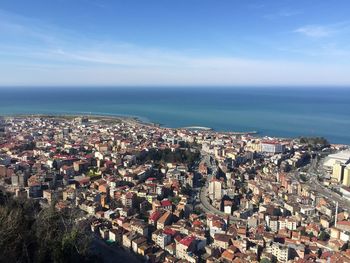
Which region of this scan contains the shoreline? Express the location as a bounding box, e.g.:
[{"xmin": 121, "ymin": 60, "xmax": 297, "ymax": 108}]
[
  {"xmin": 2, "ymin": 113, "xmax": 349, "ymax": 146},
  {"xmin": 1, "ymin": 87, "xmax": 350, "ymax": 145},
  {"xmin": 0, "ymin": 113, "xmax": 259, "ymax": 136}
]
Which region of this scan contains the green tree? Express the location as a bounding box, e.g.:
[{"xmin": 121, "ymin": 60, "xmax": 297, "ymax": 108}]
[
  {"xmin": 308, "ymin": 232, "xmax": 314, "ymax": 238},
  {"xmin": 169, "ymin": 196, "xmax": 181, "ymax": 205},
  {"xmin": 180, "ymin": 184, "xmax": 193, "ymax": 196},
  {"xmin": 318, "ymin": 230, "xmax": 330, "ymax": 241},
  {"xmin": 0, "ymin": 191, "xmax": 99, "ymax": 263},
  {"xmin": 260, "ymin": 258, "xmax": 271, "ymax": 263}
]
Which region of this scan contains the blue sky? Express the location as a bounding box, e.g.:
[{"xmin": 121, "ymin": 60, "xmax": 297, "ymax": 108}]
[{"xmin": 0, "ymin": 0, "xmax": 350, "ymax": 86}]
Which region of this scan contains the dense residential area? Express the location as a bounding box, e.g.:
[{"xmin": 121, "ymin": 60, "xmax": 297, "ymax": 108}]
[{"xmin": 1, "ymin": 116, "xmax": 350, "ymax": 263}]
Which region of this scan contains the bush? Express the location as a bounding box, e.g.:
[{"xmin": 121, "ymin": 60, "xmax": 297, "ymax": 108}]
[{"xmin": 0, "ymin": 191, "xmax": 99, "ymax": 263}]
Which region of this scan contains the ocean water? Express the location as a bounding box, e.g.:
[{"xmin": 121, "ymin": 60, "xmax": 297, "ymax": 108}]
[{"xmin": 0, "ymin": 87, "xmax": 349, "ymax": 144}]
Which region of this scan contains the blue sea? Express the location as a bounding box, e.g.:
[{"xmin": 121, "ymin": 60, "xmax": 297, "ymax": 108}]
[{"xmin": 0, "ymin": 87, "xmax": 349, "ymax": 144}]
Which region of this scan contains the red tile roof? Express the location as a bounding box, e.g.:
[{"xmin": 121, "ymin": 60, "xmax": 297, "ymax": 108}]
[
  {"xmin": 161, "ymin": 200, "xmax": 172, "ymax": 207},
  {"xmin": 179, "ymin": 236, "xmax": 195, "ymax": 247},
  {"xmin": 149, "ymin": 211, "xmax": 163, "ymax": 221},
  {"xmin": 337, "ymin": 220, "xmax": 350, "ymax": 226},
  {"xmin": 163, "ymin": 228, "xmax": 177, "ymax": 236}
]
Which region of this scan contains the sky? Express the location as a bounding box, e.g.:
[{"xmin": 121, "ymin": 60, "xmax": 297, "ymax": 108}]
[{"xmin": 0, "ymin": 0, "xmax": 350, "ymax": 86}]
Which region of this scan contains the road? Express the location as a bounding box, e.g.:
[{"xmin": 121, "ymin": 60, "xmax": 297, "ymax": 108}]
[
  {"xmin": 308, "ymin": 173, "xmax": 350, "ymax": 212},
  {"xmin": 198, "ymin": 183, "xmax": 244, "ymax": 223},
  {"xmin": 299, "ymin": 154, "xmax": 350, "ymax": 212},
  {"xmin": 195, "ymin": 152, "xmax": 245, "ymax": 224}
]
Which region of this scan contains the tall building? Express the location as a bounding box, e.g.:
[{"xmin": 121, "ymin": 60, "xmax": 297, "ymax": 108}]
[
  {"xmin": 342, "ymin": 165, "xmax": 350, "ymax": 187},
  {"xmin": 209, "ymin": 178, "xmax": 222, "ymax": 202},
  {"xmin": 332, "ymin": 161, "xmax": 345, "ymax": 182}
]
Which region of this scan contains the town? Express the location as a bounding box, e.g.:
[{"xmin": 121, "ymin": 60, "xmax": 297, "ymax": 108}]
[{"xmin": 1, "ymin": 115, "xmax": 350, "ymax": 263}]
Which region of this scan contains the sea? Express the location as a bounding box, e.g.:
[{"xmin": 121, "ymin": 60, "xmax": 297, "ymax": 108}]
[{"xmin": 0, "ymin": 87, "xmax": 349, "ymax": 145}]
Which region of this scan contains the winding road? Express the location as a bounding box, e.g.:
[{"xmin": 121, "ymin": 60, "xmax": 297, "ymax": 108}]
[{"xmin": 196, "ymin": 152, "xmax": 245, "ymax": 223}]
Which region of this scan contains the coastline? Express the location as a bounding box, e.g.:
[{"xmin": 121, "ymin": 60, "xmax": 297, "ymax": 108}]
[
  {"xmin": 1, "ymin": 113, "xmax": 259, "ymax": 136},
  {"xmin": 1, "ymin": 87, "xmax": 350, "ymax": 144},
  {"xmin": 2, "ymin": 113, "xmax": 349, "ymax": 146}
]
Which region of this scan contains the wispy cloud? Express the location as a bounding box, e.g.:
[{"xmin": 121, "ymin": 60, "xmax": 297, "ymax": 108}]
[
  {"xmin": 294, "ymin": 25, "xmax": 333, "ymax": 38},
  {"xmin": 294, "ymin": 22, "xmax": 350, "ymax": 38},
  {"xmin": 0, "ymin": 9, "xmax": 350, "ymax": 86},
  {"xmin": 279, "ymin": 42, "xmax": 350, "ymax": 59}
]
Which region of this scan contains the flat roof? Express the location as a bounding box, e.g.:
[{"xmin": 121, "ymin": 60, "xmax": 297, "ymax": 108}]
[{"xmin": 323, "ymin": 150, "xmax": 350, "ymax": 167}]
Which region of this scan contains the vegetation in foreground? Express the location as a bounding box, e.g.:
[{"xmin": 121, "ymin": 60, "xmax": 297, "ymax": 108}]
[{"xmin": 0, "ymin": 191, "xmax": 100, "ymax": 263}]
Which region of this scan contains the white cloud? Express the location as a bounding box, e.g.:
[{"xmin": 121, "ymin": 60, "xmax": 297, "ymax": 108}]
[
  {"xmin": 294, "ymin": 25, "xmax": 333, "ymax": 38},
  {"xmin": 1, "ymin": 53, "xmax": 350, "ymax": 86},
  {"xmin": 294, "ymin": 22, "xmax": 350, "ymax": 38},
  {"xmin": 2, "ymin": 38, "xmax": 350, "ymax": 86},
  {"xmin": 0, "ymin": 9, "xmax": 350, "ymax": 86}
]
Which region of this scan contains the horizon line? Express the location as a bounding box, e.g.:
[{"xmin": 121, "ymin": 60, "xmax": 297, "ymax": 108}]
[{"xmin": 1, "ymin": 84, "xmax": 350, "ymax": 89}]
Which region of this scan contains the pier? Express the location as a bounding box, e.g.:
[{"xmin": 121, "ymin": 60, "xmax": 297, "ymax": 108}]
[
  {"xmin": 227, "ymin": 131, "xmax": 258, "ymax": 135},
  {"xmin": 181, "ymin": 126, "xmax": 213, "ymax": 130},
  {"xmin": 180, "ymin": 126, "xmax": 258, "ymax": 135}
]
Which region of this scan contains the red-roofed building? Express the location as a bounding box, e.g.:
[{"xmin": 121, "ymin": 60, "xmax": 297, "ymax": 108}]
[
  {"xmin": 336, "ymin": 220, "xmax": 350, "ymax": 232},
  {"xmin": 179, "ymin": 236, "xmax": 196, "ymax": 247},
  {"xmin": 161, "ymin": 200, "xmax": 173, "ymax": 211},
  {"xmin": 149, "ymin": 210, "xmax": 164, "ymax": 226},
  {"xmin": 176, "ymin": 236, "xmax": 197, "ymax": 261},
  {"xmin": 163, "ymin": 228, "xmax": 177, "ymax": 237},
  {"xmin": 192, "ymin": 220, "xmax": 203, "ymax": 228}
]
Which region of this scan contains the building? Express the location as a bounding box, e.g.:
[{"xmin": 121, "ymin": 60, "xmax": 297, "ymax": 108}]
[
  {"xmin": 149, "ymin": 210, "xmax": 164, "ymax": 227},
  {"xmin": 336, "ymin": 221, "xmax": 350, "ymax": 232},
  {"xmin": 260, "ymin": 141, "xmax": 284, "ymax": 154},
  {"xmin": 132, "ymin": 236, "xmax": 147, "ymax": 253},
  {"xmin": 156, "ymin": 232, "xmax": 172, "ymax": 249},
  {"xmin": 209, "ymin": 178, "xmax": 222, "ymax": 202},
  {"xmin": 176, "ymin": 236, "xmax": 197, "ymax": 263},
  {"xmin": 268, "ymin": 216, "xmax": 279, "ymax": 232},
  {"xmin": 122, "ymin": 231, "xmax": 139, "ymax": 249},
  {"xmin": 130, "ymin": 219, "xmax": 149, "ymax": 237},
  {"xmin": 213, "ymin": 233, "xmax": 232, "ymax": 249},
  {"xmin": 224, "ymin": 200, "xmax": 233, "ymax": 215},
  {"xmin": 157, "ymin": 211, "xmax": 173, "ymax": 229},
  {"xmin": 271, "ymin": 242, "xmax": 290, "ymax": 262},
  {"xmin": 332, "ymin": 161, "xmax": 345, "ymax": 182},
  {"xmin": 342, "ymin": 165, "xmax": 350, "ymax": 187},
  {"xmin": 324, "ymin": 150, "xmax": 350, "ymax": 168},
  {"xmin": 340, "ymin": 186, "xmax": 350, "ymax": 200},
  {"xmin": 43, "ymin": 190, "xmax": 58, "ymax": 203},
  {"xmin": 11, "ymin": 173, "xmax": 27, "ymax": 187},
  {"xmin": 109, "ymin": 228, "xmax": 123, "ymax": 243},
  {"xmin": 122, "ymin": 192, "xmax": 135, "ymax": 208}
]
